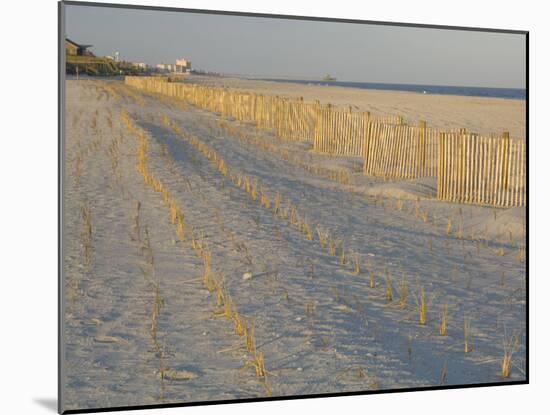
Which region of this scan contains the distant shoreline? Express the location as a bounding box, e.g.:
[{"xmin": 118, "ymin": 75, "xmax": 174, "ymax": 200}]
[
  {"xmin": 251, "ymin": 78, "xmax": 526, "ymax": 100},
  {"xmin": 65, "ymin": 74, "xmax": 525, "ymax": 100}
]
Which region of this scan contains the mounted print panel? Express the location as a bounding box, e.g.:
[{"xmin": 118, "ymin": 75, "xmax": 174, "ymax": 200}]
[{"xmin": 59, "ymin": 1, "xmax": 527, "ymax": 413}]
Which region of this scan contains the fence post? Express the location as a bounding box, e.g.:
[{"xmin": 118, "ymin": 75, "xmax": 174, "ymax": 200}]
[
  {"xmin": 363, "ymin": 113, "xmax": 371, "ymax": 173},
  {"xmin": 437, "ymin": 132, "xmax": 444, "ymax": 200},
  {"xmin": 502, "ymin": 131, "xmax": 510, "ymax": 191},
  {"xmin": 418, "ymin": 120, "xmax": 427, "ymax": 177}
]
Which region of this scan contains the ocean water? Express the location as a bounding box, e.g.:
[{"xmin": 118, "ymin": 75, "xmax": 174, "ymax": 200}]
[{"xmin": 259, "ymin": 78, "xmax": 526, "ymax": 100}]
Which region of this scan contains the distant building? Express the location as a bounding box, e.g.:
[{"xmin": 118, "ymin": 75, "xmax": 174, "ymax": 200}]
[
  {"xmin": 156, "ymin": 63, "xmax": 180, "ymax": 73},
  {"xmin": 65, "ymin": 38, "xmax": 94, "ymax": 56},
  {"xmin": 132, "ymin": 62, "xmax": 147, "ymax": 69},
  {"xmin": 175, "ymin": 58, "xmax": 192, "ymax": 73},
  {"xmin": 155, "ymin": 59, "xmax": 191, "ymax": 74},
  {"xmin": 156, "ymin": 63, "xmax": 169, "ymax": 72}
]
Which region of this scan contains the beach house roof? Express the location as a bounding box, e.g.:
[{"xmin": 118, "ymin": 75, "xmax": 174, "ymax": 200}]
[{"xmin": 65, "ymin": 38, "xmax": 94, "ymax": 56}]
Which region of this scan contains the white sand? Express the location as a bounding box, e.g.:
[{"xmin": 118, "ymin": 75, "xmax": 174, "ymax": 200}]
[{"xmin": 63, "ymin": 80, "xmax": 526, "ymax": 412}]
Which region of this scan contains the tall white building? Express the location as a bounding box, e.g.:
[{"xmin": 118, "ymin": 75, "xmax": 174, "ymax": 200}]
[{"xmin": 175, "ymin": 58, "xmax": 192, "ymax": 73}]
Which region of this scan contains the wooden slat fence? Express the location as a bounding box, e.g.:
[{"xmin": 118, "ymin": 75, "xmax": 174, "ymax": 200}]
[
  {"xmin": 362, "ymin": 121, "xmax": 439, "ymax": 178},
  {"xmin": 124, "ymin": 76, "xmax": 526, "ymax": 208},
  {"xmin": 438, "ymin": 132, "xmax": 526, "ymax": 207},
  {"xmin": 125, "ymin": 76, "xmax": 319, "ymax": 141},
  {"xmin": 125, "ymin": 76, "xmax": 404, "ymax": 144},
  {"xmin": 313, "ymin": 107, "xmax": 404, "ymax": 156}
]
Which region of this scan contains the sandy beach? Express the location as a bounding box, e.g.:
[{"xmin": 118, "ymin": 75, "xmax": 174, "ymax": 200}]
[
  {"xmin": 63, "ymin": 79, "xmax": 526, "ymax": 411},
  {"xmin": 187, "ymin": 75, "xmax": 526, "ymax": 139}
]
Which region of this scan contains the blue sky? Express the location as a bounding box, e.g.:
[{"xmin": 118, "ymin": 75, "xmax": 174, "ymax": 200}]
[{"xmin": 65, "ymin": 4, "xmax": 526, "ymax": 88}]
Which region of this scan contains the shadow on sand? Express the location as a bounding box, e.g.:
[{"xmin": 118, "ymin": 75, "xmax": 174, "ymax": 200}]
[{"xmin": 34, "ymin": 398, "xmax": 57, "ymax": 413}]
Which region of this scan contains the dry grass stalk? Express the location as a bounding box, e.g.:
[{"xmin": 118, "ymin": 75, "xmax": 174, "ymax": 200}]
[
  {"xmin": 260, "ymin": 189, "xmax": 271, "ymax": 209},
  {"xmin": 446, "ymin": 219, "xmax": 453, "ymax": 235},
  {"xmin": 150, "ymin": 282, "xmax": 164, "ymax": 345},
  {"xmin": 251, "ymin": 178, "xmax": 258, "ymax": 200},
  {"xmin": 81, "ymin": 204, "xmax": 93, "ymax": 266},
  {"xmin": 246, "ymin": 325, "xmax": 256, "ymax": 352},
  {"xmin": 501, "ymin": 330, "xmax": 519, "ymax": 378},
  {"xmin": 216, "ymin": 288, "xmax": 233, "ymax": 319},
  {"xmin": 202, "ymin": 250, "xmax": 217, "ymax": 292},
  {"xmin": 140, "ymin": 227, "xmax": 154, "ymax": 268},
  {"xmin": 133, "ymin": 201, "xmax": 142, "ymax": 242},
  {"xmin": 233, "ymin": 312, "xmax": 246, "ymax": 336},
  {"xmin": 169, "ymin": 201, "xmax": 178, "ymax": 225},
  {"xmin": 439, "ymin": 361, "xmax": 448, "ymax": 385},
  {"xmin": 289, "ymin": 205, "xmax": 299, "ymax": 226},
  {"xmin": 339, "ymin": 245, "xmax": 347, "ymax": 265},
  {"xmin": 302, "ymin": 218, "xmax": 313, "ymax": 241},
  {"xmin": 273, "ymin": 193, "xmax": 282, "ymax": 217},
  {"xmin": 176, "ymin": 215, "xmax": 186, "ymax": 240},
  {"xmin": 369, "ymin": 270, "xmax": 376, "ymax": 288},
  {"xmin": 251, "ymin": 351, "xmax": 266, "ymax": 377},
  {"xmin": 397, "ymin": 275, "xmax": 408, "ymax": 308},
  {"xmin": 329, "ymin": 237, "xmax": 338, "ymax": 256},
  {"xmin": 384, "ymin": 269, "xmax": 393, "ymax": 302},
  {"xmin": 353, "ymin": 253, "xmax": 361, "ymax": 275},
  {"xmin": 439, "ymin": 303, "xmax": 448, "ymax": 336},
  {"xmin": 418, "ymin": 287, "xmax": 427, "ymax": 325},
  {"xmin": 464, "ymin": 317, "xmax": 472, "ymax": 353},
  {"xmin": 215, "ymin": 282, "xmax": 225, "ymax": 307},
  {"xmin": 316, "ymin": 226, "xmax": 329, "ymax": 248},
  {"xmin": 305, "ymin": 300, "xmax": 316, "ymax": 316}
]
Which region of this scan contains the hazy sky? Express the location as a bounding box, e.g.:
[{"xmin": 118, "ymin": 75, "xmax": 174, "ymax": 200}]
[{"xmin": 65, "ymin": 4, "xmax": 526, "ymax": 88}]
